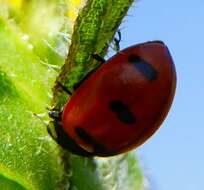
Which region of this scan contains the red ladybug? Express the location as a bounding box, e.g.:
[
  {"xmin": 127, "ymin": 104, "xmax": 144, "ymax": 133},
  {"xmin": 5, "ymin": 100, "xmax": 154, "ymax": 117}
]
[{"xmin": 49, "ymin": 41, "xmax": 176, "ymax": 157}]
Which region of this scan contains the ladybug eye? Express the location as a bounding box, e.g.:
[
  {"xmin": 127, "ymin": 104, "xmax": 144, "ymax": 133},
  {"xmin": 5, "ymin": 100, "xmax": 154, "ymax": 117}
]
[
  {"xmin": 109, "ymin": 100, "xmax": 136, "ymax": 124},
  {"xmin": 128, "ymin": 54, "xmax": 158, "ymax": 81}
]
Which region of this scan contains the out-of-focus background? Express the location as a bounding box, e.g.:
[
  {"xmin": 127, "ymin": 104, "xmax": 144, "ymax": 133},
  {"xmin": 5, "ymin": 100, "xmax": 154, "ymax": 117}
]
[{"xmin": 119, "ymin": 1, "xmax": 204, "ymax": 189}]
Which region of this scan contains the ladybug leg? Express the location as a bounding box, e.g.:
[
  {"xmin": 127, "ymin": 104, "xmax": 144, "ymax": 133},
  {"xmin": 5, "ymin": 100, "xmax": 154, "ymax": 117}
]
[
  {"xmin": 47, "ymin": 108, "xmax": 62, "ymax": 139},
  {"xmin": 73, "ymin": 54, "xmax": 106, "ymax": 90},
  {"xmin": 92, "ymin": 53, "xmax": 106, "ymax": 63},
  {"xmin": 113, "ymin": 30, "xmax": 121, "ymax": 52},
  {"xmin": 73, "ymin": 68, "xmax": 97, "ymax": 90},
  {"xmin": 47, "ymin": 120, "xmax": 59, "ymax": 141}
]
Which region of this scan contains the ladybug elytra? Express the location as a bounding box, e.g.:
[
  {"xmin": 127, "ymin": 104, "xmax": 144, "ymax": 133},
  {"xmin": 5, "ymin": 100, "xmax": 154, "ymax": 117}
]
[{"xmin": 48, "ymin": 41, "xmax": 176, "ymax": 157}]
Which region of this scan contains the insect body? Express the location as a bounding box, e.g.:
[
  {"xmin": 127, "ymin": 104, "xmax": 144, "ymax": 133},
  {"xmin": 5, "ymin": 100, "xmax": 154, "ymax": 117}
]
[{"xmin": 50, "ymin": 41, "xmax": 176, "ymax": 157}]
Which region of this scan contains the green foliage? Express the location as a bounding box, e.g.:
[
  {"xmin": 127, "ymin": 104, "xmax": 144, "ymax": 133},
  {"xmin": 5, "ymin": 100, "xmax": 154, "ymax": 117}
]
[
  {"xmin": 0, "ymin": 1, "xmax": 145, "ymax": 189},
  {"xmin": 0, "ymin": 17, "xmax": 66, "ymax": 190}
]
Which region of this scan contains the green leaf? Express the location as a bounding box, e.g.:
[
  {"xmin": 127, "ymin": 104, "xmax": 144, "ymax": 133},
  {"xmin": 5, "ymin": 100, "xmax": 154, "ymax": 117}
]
[
  {"xmin": 0, "ymin": 1, "xmax": 146, "ymax": 189},
  {"xmin": 0, "ymin": 17, "xmax": 67, "ymax": 190},
  {"xmin": 97, "ymin": 154, "xmax": 144, "ymax": 190},
  {"xmin": 67, "ymin": 155, "xmax": 104, "ymax": 190},
  {"xmin": 0, "ymin": 174, "xmax": 27, "ymax": 190}
]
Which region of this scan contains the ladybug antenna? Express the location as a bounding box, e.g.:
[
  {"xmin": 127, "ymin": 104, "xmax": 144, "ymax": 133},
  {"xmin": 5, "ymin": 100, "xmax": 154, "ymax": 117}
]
[{"xmin": 113, "ymin": 30, "xmax": 122, "ymax": 52}]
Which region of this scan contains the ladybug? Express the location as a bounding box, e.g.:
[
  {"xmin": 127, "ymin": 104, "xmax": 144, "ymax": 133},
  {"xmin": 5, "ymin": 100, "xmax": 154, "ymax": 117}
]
[{"xmin": 48, "ymin": 40, "xmax": 176, "ymax": 157}]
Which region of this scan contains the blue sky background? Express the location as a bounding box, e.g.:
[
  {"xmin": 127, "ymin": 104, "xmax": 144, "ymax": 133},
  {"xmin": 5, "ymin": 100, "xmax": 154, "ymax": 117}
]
[{"xmin": 119, "ymin": 1, "xmax": 204, "ymax": 190}]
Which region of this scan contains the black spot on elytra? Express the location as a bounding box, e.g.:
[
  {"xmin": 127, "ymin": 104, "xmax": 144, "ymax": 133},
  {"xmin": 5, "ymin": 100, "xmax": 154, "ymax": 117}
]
[
  {"xmin": 128, "ymin": 54, "xmax": 158, "ymax": 81},
  {"xmin": 75, "ymin": 127, "xmax": 109, "ymax": 154},
  {"xmin": 48, "ymin": 121, "xmax": 93, "ymax": 157},
  {"xmin": 109, "ymin": 100, "xmax": 136, "ymax": 124}
]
